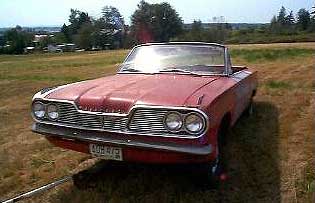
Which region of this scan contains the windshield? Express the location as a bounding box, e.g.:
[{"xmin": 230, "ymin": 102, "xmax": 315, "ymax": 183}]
[{"xmin": 119, "ymin": 44, "xmax": 227, "ymax": 75}]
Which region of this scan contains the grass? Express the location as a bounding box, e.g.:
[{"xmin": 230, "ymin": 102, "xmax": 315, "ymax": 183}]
[
  {"xmin": 226, "ymin": 32, "xmax": 315, "ymax": 44},
  {"xmin": 0, "ymin": 42, "xmax": 314, "ymax": 203},
  {"xmin": 230, "ymin": 48, "xmax": 314, "ymax": 62},
  {"xmin": 265, "ymin": 80, "xmax": 292, "ymax": 89}
]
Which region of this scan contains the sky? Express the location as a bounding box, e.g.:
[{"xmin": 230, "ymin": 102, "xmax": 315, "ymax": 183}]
[{"xmin": 0, "ymin": 0, "xmax": 313, "ymax": 27}]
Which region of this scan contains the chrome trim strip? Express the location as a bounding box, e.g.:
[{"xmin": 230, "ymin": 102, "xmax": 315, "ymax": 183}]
[
  {"xmin": 32, "ymin": 81, "xmax": 84, "ymax": 101},
  {"xmin": 31, "ymin": 99, "xmax": 209, "ymax": 139},
  {"xmin": 134, "ymin": 42, "xmax": 226, "ymax": 48},
  {"xmin": 32, "ymin": 123, "xmax": 212, "ymax": 155}
]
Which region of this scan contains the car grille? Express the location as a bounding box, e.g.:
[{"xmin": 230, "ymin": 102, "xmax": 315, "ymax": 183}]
[
  {"xmin": 38, "ymin": 101, "xmax": 204, "ymax": 138},
  {"xmin": 55, "ymin": 102, "xmax": 128, "ymax": 131},
  {"xmin": 129, "ymin": 109, "xmax": 168, "ymax": 133},
  {"xmin": 54, "ymin": 103, "xmax": 169, "ymax": 133}
]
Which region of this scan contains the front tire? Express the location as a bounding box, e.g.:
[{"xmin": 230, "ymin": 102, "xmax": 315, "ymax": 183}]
[{"xmin": 203, "ymin": 118, "xmax": 229, "ymax": 187}]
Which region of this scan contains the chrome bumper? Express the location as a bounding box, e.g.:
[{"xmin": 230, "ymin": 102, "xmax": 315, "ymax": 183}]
[{"xmin": 32, "ymin": 123, "xmax": 212, "ymax": 155}]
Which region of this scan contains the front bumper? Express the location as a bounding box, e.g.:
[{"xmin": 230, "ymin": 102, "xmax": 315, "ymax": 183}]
[{"xmin": 32, "ymin": 123, "xmax": 212, "ymax": 156}]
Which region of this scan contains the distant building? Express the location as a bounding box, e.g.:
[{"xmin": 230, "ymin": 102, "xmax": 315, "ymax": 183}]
[
  {"xmin": 46, "ymin": 43, "xmax": 76, "ymax": 53},
  {"xmin": 64, "ymin": 43, "xmax": 76, "ymax": 52},
  {"xmin": 24, "ymin": 46, "xmax": 35, "ymax": 53},
  {"xmin": 33, "ymin": 34, "xmax": 54, "ymax": 43},
  {"xmin": 47, "ymin": 44, "xmax": 62, "ymax": 53}
]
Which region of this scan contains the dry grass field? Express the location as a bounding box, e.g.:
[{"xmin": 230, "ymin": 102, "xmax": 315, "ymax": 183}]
[{"xmin": 0, "ymin": 42, "xmax": 314, "ymax": 203}]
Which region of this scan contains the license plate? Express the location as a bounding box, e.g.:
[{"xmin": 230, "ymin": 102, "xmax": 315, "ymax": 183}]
[{"xmin": 89, "ymin": 144, "xmax": 123, "ymax": 161}]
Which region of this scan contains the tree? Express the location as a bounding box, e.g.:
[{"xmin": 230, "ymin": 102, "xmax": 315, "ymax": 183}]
[
  {"xmin": 181, "ymin": 20, "xmax": 206, "ymax": 41},
  {"xmin": 285, "ymin": 11, "xmax": 295, "ymax": 25},
  {"xmin": 74, "ymin": 23, "xmax": 94, "ymax": 49},
  {"xmin": 53, "ymin": 32, "xmax": 67, "ymax": 44},
  {"xmin": 92, "ymin": 18, "xmax": 113, "ymax": 49},
  {"xmin": 309, "ymin": 5, "xmax": 315, "ymax": 32},
  {"xmin": 131, "ymin": 0, "xmax": 183, "ymax": 43},
  {"xmin": 102, "ymin": 6, "xmax": 124, "ymax": 30},
  {"xmin": 277, "ymin": 6, "xmax": 287, "ymax": 25},
  {"xmin": 270, "ymin": 15, "xmax": 278, "ymax": 27},
  {"xmin": 3, "ymin": 26, "xmax": 33, "ymax": 54},
  {"xmin": 297, "ymin": 8, "xmax": 311, "ymax": 30},
  {"xmin": 269, "ymin": 7, "xmax": 296, "ymax": 34},
  {"xmin": 61, "ymin": 24, "xmax": 71, "ymax": 42},
  {"xmin": 61, "ymin": 9, "xmax": 92, "ymax": 43},
  {"xmin": 97, "ymin": 6, "xmax": 125, "ymax": 48}
]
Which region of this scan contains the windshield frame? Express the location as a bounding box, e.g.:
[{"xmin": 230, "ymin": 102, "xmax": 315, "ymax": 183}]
[{"xmin": 118, "ymin": 42, "xmax": 232, "ymax": 76}]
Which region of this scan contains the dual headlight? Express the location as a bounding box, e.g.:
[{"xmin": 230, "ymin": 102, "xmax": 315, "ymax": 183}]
[
  {"xmin": 164, "ymin": 112, "xmax": 205, "ymax": 134},
  {"xmin": 32, "ymin": 102, "xmax": 59, "ymax": 120}
]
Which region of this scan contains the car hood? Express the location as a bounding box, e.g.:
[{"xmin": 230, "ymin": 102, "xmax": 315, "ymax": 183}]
[{"xmin": 45, "ymin": 74, "xmax": 219, "ymax": 113}]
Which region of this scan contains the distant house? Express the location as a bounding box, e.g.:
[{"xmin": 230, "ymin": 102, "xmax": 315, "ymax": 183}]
[
  {"xmin": 33, "ymin": 34, "xmax": 54, "ymax": 43},
  {"xmin": 64, "ymin": 43, "xmax": 76, "ymax": 52},
  {"xmin": 47, "ymin": 44, "xmax": 62, "ymax": 53},
  {"xmin": 46, "ymin": 43, "xmax": 76, "ymax": 53},
  {"xmin": 24, "ymin": 46, "xmax": 35, "ymax": 53}
]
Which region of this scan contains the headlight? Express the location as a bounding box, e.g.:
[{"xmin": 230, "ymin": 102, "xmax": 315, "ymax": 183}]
[
  {"xmin": 32, "ymin": 102, "xmax": 45, "ymax": 119},
  {"xmin": 47, "ymin": 104, "xmax": 59, "ymax": 120},
  {"xmin": 184, "ymin": 113, "xmax": 204, "ymax": 133},
  {"xmin": 164, "ymin": 112, "xmax": 182, "ymax": 131}
]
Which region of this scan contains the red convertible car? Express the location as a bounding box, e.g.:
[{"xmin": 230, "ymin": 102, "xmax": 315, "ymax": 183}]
[{"xmin": 31, "ymin": 42, "xmax": 257, "ymax": 181}]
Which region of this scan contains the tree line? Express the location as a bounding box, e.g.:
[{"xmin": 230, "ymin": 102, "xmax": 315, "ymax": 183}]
[{"xmin": 0, "ymin": 1, "xmax": 314, "ymax": 54}]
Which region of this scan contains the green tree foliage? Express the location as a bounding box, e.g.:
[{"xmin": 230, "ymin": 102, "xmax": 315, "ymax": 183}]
[
  {"xmin": 1, "ymin": 25, "xmax": 33, "ymax": 54},
  {"xmin": 297, "ymin": 8, "xmax": 311, "ymax": 30},
  {"xmin": 60, "ymin": 6, "xmax": 125, "ymax": 49},
  {"xmin": 131, "ymin": 0, "xmax": 183, "ymax": 43},
  {"xmin": 69, "ymin": 9, "xmax": 91, "ymax": 35},
  {"xmin": 102, "ymin": 6, "xmax": 124, "ymax": 30},
  {"xmin": 178, "ymin": 20, "xmax": 231, "ymax": 43},
  {"xmin": 189, "ymin": 20, "xmax": 205, "ymax": 41},
  {"xmin": 75, "ymin": 23, "xmax": 94, "ymax": 49},
  {"xmin": 61, "ymin": 24, "xmax": 71, "ymax": 42},
  {"xmin": 93, "ymin": 6, "xmax": 125, "ymax": 49},
  {"xmin": 270, "ymin": 7, "xmax": 301, "ymax": 34},
  {"xmin": 269, "ymin": 15, "xmax": 279, "ymax": 32},
  {"xmin": 285, "ymin": 11, "xmax": 295, "ymax": 25},
  {"xmin": 309, "ymin": 6, "xmax": 315, "ymax": 32},
  {"xmin": 61, "ymin": 9, "xmax": 92, "ymax": 44},
  {"xmin": 54, "ymin": 32, "xmax": 68, "ymax": 44},
  {"xmin": 277, "ymin": 6, "xmax": 287, "ymax": 25}
]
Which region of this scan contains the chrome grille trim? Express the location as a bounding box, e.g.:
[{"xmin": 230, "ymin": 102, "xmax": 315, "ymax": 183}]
[
  {"xmin": 45, "ymin": 102, "xmax": 127, "ymax": 131},
  {"xmin": 129, "ymin": 109, "xmax": 168, "ymax": 133},
  {"xmin": 31, "ymin": 98, "xmax": 209, "ymax": 139}
]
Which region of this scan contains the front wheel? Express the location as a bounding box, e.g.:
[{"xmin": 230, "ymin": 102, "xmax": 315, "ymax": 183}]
[{"xmin": 203, "ymin": 120, "xmax": 229, "ymax": 187}]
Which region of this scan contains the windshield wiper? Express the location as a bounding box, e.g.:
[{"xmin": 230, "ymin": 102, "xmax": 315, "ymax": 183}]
[{"xmin": 159, "ymin": 68, "xmax": 200, "ymax": 75}]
